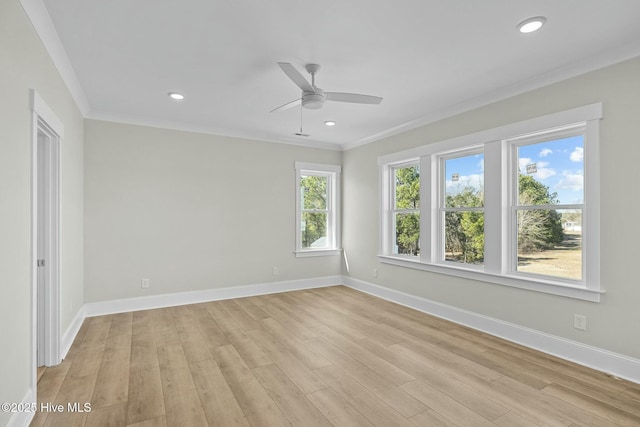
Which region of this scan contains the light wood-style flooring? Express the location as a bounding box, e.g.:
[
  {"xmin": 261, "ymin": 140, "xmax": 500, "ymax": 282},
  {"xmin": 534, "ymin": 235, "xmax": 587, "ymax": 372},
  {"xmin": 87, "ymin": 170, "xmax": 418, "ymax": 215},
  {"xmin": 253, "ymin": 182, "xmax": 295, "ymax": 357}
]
[{"xmin": 32, "ymin": 285, "xmax": 640, "ymax": 426}]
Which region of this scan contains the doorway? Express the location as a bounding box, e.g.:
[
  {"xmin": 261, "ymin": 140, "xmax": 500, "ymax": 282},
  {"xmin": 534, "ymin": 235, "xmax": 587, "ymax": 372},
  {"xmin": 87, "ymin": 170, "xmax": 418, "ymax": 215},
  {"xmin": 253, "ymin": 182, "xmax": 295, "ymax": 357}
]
[{"xmin": 30, "ymin": 90, "xmax": 62, "ymax": 391}]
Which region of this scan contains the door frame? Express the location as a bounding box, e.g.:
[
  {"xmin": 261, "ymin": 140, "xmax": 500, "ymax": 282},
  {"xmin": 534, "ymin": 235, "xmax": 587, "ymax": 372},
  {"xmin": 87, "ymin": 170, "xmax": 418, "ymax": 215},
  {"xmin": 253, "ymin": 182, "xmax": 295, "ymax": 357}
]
[{"xmin": 30, "ymin": 90, "xmax": 63, "ymax": 391}]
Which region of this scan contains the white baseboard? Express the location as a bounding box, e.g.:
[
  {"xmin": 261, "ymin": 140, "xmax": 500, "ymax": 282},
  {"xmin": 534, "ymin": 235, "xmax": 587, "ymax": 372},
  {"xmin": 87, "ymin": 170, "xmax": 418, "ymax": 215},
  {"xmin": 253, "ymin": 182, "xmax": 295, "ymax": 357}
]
[
  {"xmin": 83, "ymin": 275, "xmax": 342, "ymax": 317},
  {"xmin": 6, "ymin": 387, "xmax": 35, "ymax": 427},
  {"xmin": 342, "ymin": 276, "xmax": 640, "ymax": 384},
  {"xmin": 61, "ymin": 305, "xmax": 86, "ymax": 360}
]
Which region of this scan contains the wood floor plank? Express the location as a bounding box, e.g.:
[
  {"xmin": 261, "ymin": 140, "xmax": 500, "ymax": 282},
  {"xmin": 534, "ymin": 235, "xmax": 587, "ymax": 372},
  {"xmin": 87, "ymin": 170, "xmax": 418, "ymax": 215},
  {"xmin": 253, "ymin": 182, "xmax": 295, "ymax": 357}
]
[
  {"xmin": 408, "ymin": 410, "xmax": 458, "ymax": 427},
  {"xmin": 126, "ymin": 415, "xmax": 168, "ymax": 427},
  {"xmin": 543, "ymin": 383, "xmax": 640, "ymax": 426},
  {"xmin": 225, "ymin": 328, "xmax": 272, "ymax": 368},
  {"xmin": 85, "ymin": 402, "xmax": 127, "ymax": 427},
  {"xmin": 314, "ymin": 365, "xmax": 414, "ymax": 427},
  {"xmin": 253, "ymin": 364, "xmax": 332, "ymax": 427},
  {"xmin": 307, "ymin": 321, "xmax": 415, "ymax": 386},
  {"xmin": 218, "ymin": 298, "xmax": 262, "ymax": 332},
  {"xmin": 232, "ymin": 297, "xmax": 271, "ymax": 321},
  {"xmin": 246, "ymin": 327, "xmax": 327, "ymax": 394},
  {"xmin": 126, "ymin": 366, "xmax": 166, "ymax": 425},
  {"xmin": 260, "ymin": 318, "xmax": 331, "ymax": 370},
  {"xmin": 307, "ymin": 388, "xmax": 374, "ymax": 427},
  {"xmin": 401, "ymin": 379, "xmax": 496, "ymax": 427},
  {"xmin": 156, "ymin": 344, "xmax": 209, "ymax": 426},
  {"xmin": 259, "ymin": 299, "xmax": 318, "ymax": 341},
  {"xmin": 151, "ymin": 308, "xmax": 181, "ymax": 348},
  {"xmin": 212, "ymin": 344, "xmax": 291, "ymax": 426},
  {"xmin": 189, "ymin": 304, "xmax": 230, "ymax": 350},
  {"xmin": 189, "ymin": 357, "xmax": 249, "ymax": 427}
]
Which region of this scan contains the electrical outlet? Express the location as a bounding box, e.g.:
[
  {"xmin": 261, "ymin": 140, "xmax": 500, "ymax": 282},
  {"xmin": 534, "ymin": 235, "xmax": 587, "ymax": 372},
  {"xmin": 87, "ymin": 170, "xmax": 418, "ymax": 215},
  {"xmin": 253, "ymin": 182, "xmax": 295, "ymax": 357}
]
[
  {"xmin": 574, "ymin": 314, "xmax": 587, "ymax": 331},
  {"xmin": 272, "ymin": 267, "xmax": 279, "ymax": 276},
  {"xmin": 141, "ymin": 278, "xmax": 150, "ymax": 289},
  {"xmin": 372, "ymin": 268, "xmax": 378, "ymax": 278}
]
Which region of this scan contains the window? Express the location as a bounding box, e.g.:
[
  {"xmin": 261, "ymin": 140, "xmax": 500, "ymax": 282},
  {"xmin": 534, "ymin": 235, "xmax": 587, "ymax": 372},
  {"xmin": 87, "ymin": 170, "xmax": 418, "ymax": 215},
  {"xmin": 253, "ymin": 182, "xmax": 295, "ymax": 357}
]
[
  {"xmin": 442, "ymin": 151, "xmax": 484, "ymax": 265},
  {"xmin": 295, "ymin": 162, "xmax": 341, "ymax": 257},
  {"xmin": 379, "ymin": 104, "xmax": 602, "ymax": 301},
  {"xmin": 509, "ymin": 128, "xmax": 585, "ymax": 281},
  {"xmin": 392, "ymin": 163, "xmax": 420, "ymax": 256}
]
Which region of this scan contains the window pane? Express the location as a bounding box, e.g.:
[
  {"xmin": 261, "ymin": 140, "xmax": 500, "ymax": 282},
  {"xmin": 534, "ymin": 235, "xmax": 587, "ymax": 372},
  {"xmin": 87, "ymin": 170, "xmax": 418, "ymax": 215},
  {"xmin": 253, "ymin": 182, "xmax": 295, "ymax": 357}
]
[
  {"xmin": 395, "ymin": 165, "xmax": 420, "ymax": 209},
  {"xmin": 394, "ymin": 212, "xmax": 420, "ymax": 256},
  {"xmin": 516, "ymin": 209, "xmax": 582, "ymax": 280},
  {"xmin": 444, "ymin": 211, "xmax": 484, "ymax": 264},
  {"xmin": 517, "ymin": 136, "xmax": 584, "ymax": 206},
  {"xmin": 301, "ymin": 212, "xmax": 328, "ymax": 249},
  {"xmin": 301, "ymin": 175, "xmax": 327, "ymax": 210},
  {"xmin": 445, "ymin": 154, "xmax": 484, "ymax": 208}
]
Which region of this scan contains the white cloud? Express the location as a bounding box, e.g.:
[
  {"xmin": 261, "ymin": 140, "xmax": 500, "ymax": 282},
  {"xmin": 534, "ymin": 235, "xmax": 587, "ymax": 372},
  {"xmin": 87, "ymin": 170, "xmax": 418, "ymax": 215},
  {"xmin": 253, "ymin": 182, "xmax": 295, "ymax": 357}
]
[
  {"xmin": 556, "ymin": 171, "xmax": 584, "ymax": 192},
  {"xmin": 570, "ymin": 147, "xmax": 584, "ymax": 162},
  {"xmin": 519, "ymin": 158, "xmax": 555, "ymax": 180},
  {"xmin": 539, "ymin": 148, "xmax": 553, "ymax": 157},
  {"xmin": 446, "ymin": 174, "xmax": 484, "ymax": 194}
]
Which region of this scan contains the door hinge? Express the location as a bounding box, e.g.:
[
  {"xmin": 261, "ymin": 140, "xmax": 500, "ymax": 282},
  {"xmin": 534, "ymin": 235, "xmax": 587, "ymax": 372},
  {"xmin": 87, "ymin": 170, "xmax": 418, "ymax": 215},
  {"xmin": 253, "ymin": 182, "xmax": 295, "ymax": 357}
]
[{"xmin": 37, "ymin": 259, "xmax": 45, "ymax": 267}]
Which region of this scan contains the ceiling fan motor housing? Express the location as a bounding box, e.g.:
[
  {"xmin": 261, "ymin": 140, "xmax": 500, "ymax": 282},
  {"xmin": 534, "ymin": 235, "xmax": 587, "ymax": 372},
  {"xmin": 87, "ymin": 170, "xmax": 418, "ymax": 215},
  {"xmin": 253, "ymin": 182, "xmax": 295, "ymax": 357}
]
[{"xmin": 302, "ymin": 89, "xmax": 325, "ymax": 109}]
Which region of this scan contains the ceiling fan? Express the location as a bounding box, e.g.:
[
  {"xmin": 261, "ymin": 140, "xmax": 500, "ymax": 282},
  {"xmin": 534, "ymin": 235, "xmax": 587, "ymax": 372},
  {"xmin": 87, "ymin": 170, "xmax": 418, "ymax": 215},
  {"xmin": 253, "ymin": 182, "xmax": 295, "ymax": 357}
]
[{"xmin": 271, "ymin": 62, "xmax": 383, "ymax": 113}]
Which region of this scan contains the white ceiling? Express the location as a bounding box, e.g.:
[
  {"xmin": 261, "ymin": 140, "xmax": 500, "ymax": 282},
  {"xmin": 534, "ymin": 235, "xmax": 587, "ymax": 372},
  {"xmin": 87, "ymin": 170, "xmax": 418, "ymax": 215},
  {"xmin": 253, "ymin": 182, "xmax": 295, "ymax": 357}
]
[{"xmin": 37, "ymin": 0, "xmax": 640, "ymax": 150}]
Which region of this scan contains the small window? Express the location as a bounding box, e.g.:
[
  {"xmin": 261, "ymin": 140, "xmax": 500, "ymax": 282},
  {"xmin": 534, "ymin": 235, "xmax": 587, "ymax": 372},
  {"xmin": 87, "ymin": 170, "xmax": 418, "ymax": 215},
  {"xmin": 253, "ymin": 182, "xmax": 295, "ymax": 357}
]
[{"xmin": 295, "ymin": 162, "xmax": 341, "ymax": 257}]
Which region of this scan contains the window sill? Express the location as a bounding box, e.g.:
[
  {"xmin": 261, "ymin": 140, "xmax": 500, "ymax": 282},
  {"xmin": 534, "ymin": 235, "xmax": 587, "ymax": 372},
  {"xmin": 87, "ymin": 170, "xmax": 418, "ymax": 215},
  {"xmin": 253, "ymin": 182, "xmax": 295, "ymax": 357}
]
[
  {"xmin": 378, "ymin": 255, "xmax": 603, "ymax": 302},
  {"xmin": 295, "ymin": 249, "xmax": 342, "ymax": 258}
]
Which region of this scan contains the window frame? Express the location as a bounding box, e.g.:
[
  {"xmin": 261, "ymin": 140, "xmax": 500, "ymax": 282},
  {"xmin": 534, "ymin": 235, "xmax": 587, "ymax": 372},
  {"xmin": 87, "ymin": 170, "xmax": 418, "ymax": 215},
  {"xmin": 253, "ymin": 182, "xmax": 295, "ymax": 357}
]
[
  {"xmin": 295, "ymin": 162, "xmax": 341, "ymax": 257},
  {"xmin": 378, "ymin": 103, "xmax": 602, "ymax": 302}
]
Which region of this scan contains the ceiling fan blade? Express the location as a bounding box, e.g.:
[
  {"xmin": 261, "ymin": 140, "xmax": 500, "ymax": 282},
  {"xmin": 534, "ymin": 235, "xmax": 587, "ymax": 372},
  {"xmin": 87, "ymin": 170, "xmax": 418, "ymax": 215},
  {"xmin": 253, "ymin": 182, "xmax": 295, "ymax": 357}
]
[
  {"xmin": 270, "ymin": 98, "xmax": 301, "ymax": 113},
  {"xmin": 277, "ymin": 62, "xmax": 314, "ymax": 92},
  {"xmin": 326, "ymin": 92, "xmax": 383, "ymax": 104}
]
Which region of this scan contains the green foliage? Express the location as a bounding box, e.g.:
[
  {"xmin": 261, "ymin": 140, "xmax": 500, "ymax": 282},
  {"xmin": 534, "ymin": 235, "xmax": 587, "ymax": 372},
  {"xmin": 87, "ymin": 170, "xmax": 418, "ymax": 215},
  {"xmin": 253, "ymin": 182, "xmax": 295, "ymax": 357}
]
[
  {"xmin": 392, "ymin": 167, "xmax": 565, "ymax": 260},
  {"xmin": 445, "ymin": 188, "xmax": 484, "ymax": 263},
  {"xmin": 394, "ymin": 166, "xmax": 420, "ymax": 255},
  {"xmin": 396, "ymin": 213, "xmax": 420, "ymax": 255},
  {"xmin": 517, "ymin": 174, "xmax": 564, "ymax": 252},
  {"xmin": 301, "ymin": 176, "xmax": 328, "ymax": 248},
  {"xmin": 395, "ymin": 166, "xmax": 420, "ymax": 209}
]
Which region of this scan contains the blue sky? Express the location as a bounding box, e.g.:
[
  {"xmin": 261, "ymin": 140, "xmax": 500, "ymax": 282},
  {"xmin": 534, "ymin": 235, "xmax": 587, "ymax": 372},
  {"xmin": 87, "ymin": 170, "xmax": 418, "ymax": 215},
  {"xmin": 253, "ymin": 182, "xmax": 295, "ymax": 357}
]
[
  {"xmin": 445, "ymin": 135, "xmax": 584, "ymax": 204},
  {"xmin": 517, "ymin": 135, "xmax": 584, "ymax": 204}
]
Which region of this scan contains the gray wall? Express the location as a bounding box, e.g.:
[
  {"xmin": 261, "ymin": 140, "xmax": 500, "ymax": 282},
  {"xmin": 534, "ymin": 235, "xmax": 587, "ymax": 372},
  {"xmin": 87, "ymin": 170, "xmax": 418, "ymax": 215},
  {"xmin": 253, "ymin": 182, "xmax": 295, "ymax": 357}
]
[
  {"xmin": 342, "ymin": 57, "xmax": 640, "ymax": 359},
  {"xmin": 84, "ymin": 120, "xmax": 342, "ymax": 302},
  {"xmin": 0, "ymin": 1, "xmax": 84, "ymax": 424}
]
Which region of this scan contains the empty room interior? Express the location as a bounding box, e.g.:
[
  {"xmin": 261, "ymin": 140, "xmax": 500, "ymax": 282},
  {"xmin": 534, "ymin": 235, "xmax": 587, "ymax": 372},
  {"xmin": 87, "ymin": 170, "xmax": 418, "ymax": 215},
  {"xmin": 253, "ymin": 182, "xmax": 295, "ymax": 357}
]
[{"xmin": 3, "ymin": 0, "xmax": 640, "ymax": 426}]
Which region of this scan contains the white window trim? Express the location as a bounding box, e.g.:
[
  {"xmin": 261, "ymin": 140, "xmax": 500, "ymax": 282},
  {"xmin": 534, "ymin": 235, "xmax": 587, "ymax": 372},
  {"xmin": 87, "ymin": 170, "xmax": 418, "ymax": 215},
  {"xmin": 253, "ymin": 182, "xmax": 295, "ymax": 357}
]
[
  {"xmin": 295, "ymin": 162, "xmax": 342, "ymax": 257},
  {"xmin": 379, "ymin": 103, "xmax": 603, "ymax": 302}
]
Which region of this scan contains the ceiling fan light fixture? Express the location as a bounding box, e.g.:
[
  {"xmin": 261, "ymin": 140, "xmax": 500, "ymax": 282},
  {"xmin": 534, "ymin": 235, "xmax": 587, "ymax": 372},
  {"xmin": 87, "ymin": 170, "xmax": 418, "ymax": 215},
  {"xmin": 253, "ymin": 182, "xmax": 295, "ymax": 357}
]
[
  {"xmin": 168, "ymin": 92, "xmax": 185, "ymax": 100},
  {"xmin": 301, "ymin": 91, "xmax": 325, "ymax": 109},
  {"xmin": 517, "ymin": 16, "xmax": 546, "ymax": 33}
]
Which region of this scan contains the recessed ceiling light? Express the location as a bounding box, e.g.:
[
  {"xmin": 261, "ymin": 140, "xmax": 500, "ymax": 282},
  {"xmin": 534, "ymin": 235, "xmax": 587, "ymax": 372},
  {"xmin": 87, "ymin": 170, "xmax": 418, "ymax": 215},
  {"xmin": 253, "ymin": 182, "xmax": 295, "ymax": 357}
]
[
  {"xmin": 517, "ymin": 16, "xmax": 546, "ymax": 34},
  {"xmin": 324, "ymin": 120, "xmax": 336, "ymax": 126},
  {"xmin": 168, "ymin": 92, "xmax": 184, "ymax": 100}
]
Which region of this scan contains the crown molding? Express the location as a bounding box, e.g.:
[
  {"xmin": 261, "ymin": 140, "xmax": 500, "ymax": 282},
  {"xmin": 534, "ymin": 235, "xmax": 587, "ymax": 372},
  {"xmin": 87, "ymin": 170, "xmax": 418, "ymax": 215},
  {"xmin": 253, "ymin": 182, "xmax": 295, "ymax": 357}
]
[{"xmin": 20, "ymin": 0, "xmax": 91, "ymax": 115}]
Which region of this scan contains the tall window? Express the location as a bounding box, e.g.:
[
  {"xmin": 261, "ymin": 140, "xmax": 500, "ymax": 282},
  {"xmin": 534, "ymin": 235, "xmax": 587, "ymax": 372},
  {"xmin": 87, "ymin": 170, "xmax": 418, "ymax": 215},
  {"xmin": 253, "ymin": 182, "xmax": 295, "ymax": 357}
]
[
  {"xmin": 379, "ymin": 104, "xmax": 601, "ymax": 301},
  {"xmin": 510, "ymin": 128, "xmax": 585, "ymax": 281},
  {"xmin": 295, "ymin": 162, "xmax": 341, "ymax": 257},
  {"xmin": 442, "ymin": 151, "xmax": 484, "ymax": 265},
  {"xmin": 393, "ymin": 163, "xmax": 420, "ymax": 256}
]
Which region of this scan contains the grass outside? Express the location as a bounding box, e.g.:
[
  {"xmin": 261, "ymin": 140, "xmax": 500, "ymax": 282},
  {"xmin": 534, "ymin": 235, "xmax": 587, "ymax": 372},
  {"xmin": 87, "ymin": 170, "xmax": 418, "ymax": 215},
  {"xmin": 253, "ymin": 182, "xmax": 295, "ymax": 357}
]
[{"xmin": 517, "ymin": 231, "xmax": 582, "ymax": 280}]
